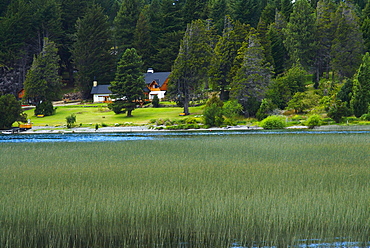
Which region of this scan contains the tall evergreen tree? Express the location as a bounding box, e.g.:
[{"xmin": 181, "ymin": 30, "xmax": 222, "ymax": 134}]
[
  {"xmin": 133, "ymin": 5, "xmax": 152, "ymax": 69},
  {"xmin": 182, "ymin": 0, "xmax": 209, "ymax": 24},
  {"xmin": 24, "ymin": 38, "xmax": 62, "ymax": 113},
  {"xmin": 230, "ymin": 0, "xmax": 261, "ymax": 27},
  {"xmin": 268, "ymin": 11, "xmax": 289, "ymax": 75},
  {"xmin": 280, "ymin": 0, "xmax": 293, "ymax": 21},
  {"xmin": 314, "ymin": 0, "xmax": 336, "ymax": 82},
  {"xmin": 169, "ymin": 20, "xmax": 213, "ymax": 115},
  {"xmin": 72, "ymin": 4, "xmax": 115, "ymax": 99},
  {"xmin": 283, "ymin": 0, "xmax": 316, "ymax": 71},
  {"xmin": 114, "ymin": 0, "xmax": 143, "ymax": 54},
  {"xmin": 209, "ymin": 0, "xmax": 229, "ymax": 34},
  {"xmin": 109, "ymin": 48, "xmax": 145, "ymax": 117},
  {"xmin": 351, "ymin": 52, "xmax": 370, "ymax": 117},
  {"xmin": 361, "ymin": 0, "xmax": 370, "ymax": 52},
  {"xmin": 230, "ymin": 30, "xmax": 273, "ymax": 117},
  {"xmin": 149, "ymin": 0, "xmax": 184, "ymax": 71},
  {"xmin": 331, "ymin": 2, "xmax": 364, "ymax": 79},
  {"xmin": 209, "ymin": 17, "xmax": 250, "ymax": 100}
]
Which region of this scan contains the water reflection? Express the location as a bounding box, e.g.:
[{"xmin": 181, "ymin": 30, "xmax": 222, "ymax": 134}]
[{"xmin": 1, "ymin": 130, "xmax": 370, "ymax": 143}]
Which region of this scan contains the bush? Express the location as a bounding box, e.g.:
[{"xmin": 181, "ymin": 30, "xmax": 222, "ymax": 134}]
[
  {"xmin": 66, "ymin": 114, "xmax": 76, "ymax": 128},
  {"xmin": 260, "ymin": 116, "xmax": 286, "ymax": 129},
  {"xmin": 108, "ymin": 101, "xmax": 125, "ymax": 114},
  {"xmin": 202, "ymin": 95, "xmax": 224, "ymax": 127},
  {"xmin": 305, "ymin": 114, "xmax": 321, "ymax": 129},
  {"xmin": 152, "ymin": 95, "xmax": 160, "ymax": 107},
  {"xmin": 360, "ymin": 113, "xmax": 370, "ymax": 121},
  {"xmin": 34, "ymin": 101, "xmax": 55, "ymax": 116}
]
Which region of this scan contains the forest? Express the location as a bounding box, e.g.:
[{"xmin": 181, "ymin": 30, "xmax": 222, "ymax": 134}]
[{"xmin": 1, "ymin": 0, "xmax": 370, "ymax": 121}]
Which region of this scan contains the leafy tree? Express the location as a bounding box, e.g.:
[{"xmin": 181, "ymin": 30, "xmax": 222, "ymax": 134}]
[
  {"xmin": 351, "ymin": 52, "xmax": 370, "ymax": 117},
  {"xmin": 168, "ymin": 20, "xmax": 213, "ymax": 115},
  {"xmin": 283, "ymin": 0, "xmax": 316, "ymax": 70},
  {"xmin": 328, "ymin": 99, "xmax": 352, "ymax": 122},
  {"xmin": 24, "ymin": 38, "xmax": 62, "ymax": 114},
  {"xmin": 109, "ymin": 48, "xmax": 145, "ymax": 117},
  {"xmin": 0, "ymin": 94, "xmax": 26, "ymax": 129},
  {"xmin": 287, "ymin": 91, "xmax": 320, "ymax": 113},
  {"xmin": 209, "ymin": 17, "xmax": 250, "ymax": 100},
  {"xmin": 72, "ymin": 4, "xmax": 115, "ymax": 99},
  {"xmin": 331, "ymin": 2, "xmax": 364, "ymax": 79},
  {"xmin": 230, "ymin": 30, "xmax": 273, "ymax": 117},
  {"xmin": 256, "ymin": 98, "xmax": 276, "ymax": 121},
  {"xmin": 203, "ymin": 94, "xmax": 224, "ymax": 127},
  {"xmin": 337, "ymin": 78, "xmax": 353, "ymax": 109}
]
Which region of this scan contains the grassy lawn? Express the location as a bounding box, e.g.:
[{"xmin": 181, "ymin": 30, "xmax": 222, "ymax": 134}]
[
  {"xmin": 1, "ymin": 134, "xmax": 370, "ymax": 247},
  {"xmin": 22, "ymin": 103, "xmax": 204, "ymax": 126}
]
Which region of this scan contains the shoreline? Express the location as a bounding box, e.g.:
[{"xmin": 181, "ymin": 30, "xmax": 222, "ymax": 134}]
[{"xmin": 12, "ymin": 124, "xmax": 370, "ymax": 134}]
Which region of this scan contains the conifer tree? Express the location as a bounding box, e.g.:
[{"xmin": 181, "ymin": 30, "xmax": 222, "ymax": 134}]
[
  {"xmin": 72, "ymin": 4, "xmax": 115, "ymax": 99},
  {"xmin": 314, "ymin": 0, "xmax": 336, "ymax": 82},
  {"xmin": 230, "ymin": 30, "xmax": 273, "ymax": 117},
  {"xmin": 268, "ymin": 11, "xmax": 289, "ymax": 75},
  {"xmin": 109, "ymin": 48, "xmax": 145, "ymax": 117},
  {"xmin": 351, "ymin": 52, "xmax": 370, "ymax": 117},
  {"xmin": 169, "ymin": 20, "xmax": 213, "ymax": 115},
  {"xmin": 133, "ymin": 5, "xmax": 152, "ymax": 69},
  {"xmin": 209, "ymin": 17, "xmax": 250, "ymax": 100},
  {"xmin": 331, "ymin": 2, "xmax": 364, "ymax": 79},
  {"xmin": 283, "ymin": 0, "xmax": 316, "ymax": 71},
  {"xmin": 114, "ymin": 0, "xmax": 143, "ymax": 54},
  {"xmin": 24, "ymin": 38, "xmax": 62, "ymax": 110}
]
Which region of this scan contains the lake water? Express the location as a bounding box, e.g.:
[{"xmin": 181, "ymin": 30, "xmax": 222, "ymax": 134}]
[{"xmin": 1, "ymin": 130, "xmax": 370, "ymax": 143}]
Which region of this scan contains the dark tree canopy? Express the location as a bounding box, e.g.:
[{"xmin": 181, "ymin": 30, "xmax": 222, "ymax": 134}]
[{"xmin": 0, "ymin": 94, "xmax": 26, "ymax": 129}]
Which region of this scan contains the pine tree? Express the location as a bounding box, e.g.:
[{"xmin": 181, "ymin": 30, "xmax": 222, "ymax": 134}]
[
  {"xmin": 169, "ymin": 20, "xmax": 213, "ymax": 115},
  {"xmin": 109, "ymin": 48, "xmax": 145, "ymax": 117},
  {"xmin": 331, "ymin": 2, "xmax": 364, "ymax": 79},
  {"xmin": 361, "ymin": 0, "xmax": 370, "ymax": 52},
  {"xmin": 24, "ymin": 38, "xmax": 62, "ymax": 105},
  {"xmin": 182, "ymin": 0, "xmax": 209, "ymax": 24},
  {"xmin": 133, "ymin": 5, "xmax": 152, "ymax": 70},
  {"xmin": 283, "ymin": 0, "xmax": 316, "ymax": 71},
  {"xmin": 314, "ymin": 0, "xmax": 336, "ymax": 82},
  {"xmin": 72, "ymin": 4, "xmax": 115, "ymax": 99},
  {"xmin": 209, "ymin": 0, "xmax": 229, "ymax": 34},
  {"xmin": 351, "ymin": 52, "xmax": 370, "ymax": 117},
  {"xmin": 209, "ymin": 16, "xmax": 250, "ymax": 100},
  {"xmin": 114, "ymin": 0, "xmax": 143, "ymax": 54},
  {"xmin": 230, "ymin": 30, "xmax": 273, "ymax": 117},
  {"xmin": 231, "ymin": 0, "xmax": 261, "ymax": 27},
  {"xmin": 268, "ymin": 11, "xmax": 289, "ymax": 75}
]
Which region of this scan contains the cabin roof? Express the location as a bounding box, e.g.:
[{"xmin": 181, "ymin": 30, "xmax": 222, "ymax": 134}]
[
  {"xmin": 145, "ymin": 72, "xmax": 170, "ymax": 87},
  {"xmin": 90, "ymin": 85, "xmax": 111, "ymax": 94}
]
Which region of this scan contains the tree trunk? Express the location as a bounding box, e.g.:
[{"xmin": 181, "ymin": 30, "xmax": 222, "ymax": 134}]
[
  {"xmin": 183, "ymin": 94, "xmax": 190, "ymax": 115},
  {"xmin": 127, "ymin": 109, "xmax": 133, "ymax": 117}
]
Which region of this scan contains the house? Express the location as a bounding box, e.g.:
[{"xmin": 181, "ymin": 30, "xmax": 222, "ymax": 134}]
[
  {"xmin": 90, "ymin": 69, "xmax": 171, "ymax": 103},
  {"xmin": 90, "ymin": 82, "xmax": 112, "ymax": 103}
]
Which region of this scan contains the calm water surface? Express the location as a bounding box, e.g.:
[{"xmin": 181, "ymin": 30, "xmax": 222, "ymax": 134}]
[{"xmin": 1, "ymin": 130, "xmax": 370, "ymax": 143}]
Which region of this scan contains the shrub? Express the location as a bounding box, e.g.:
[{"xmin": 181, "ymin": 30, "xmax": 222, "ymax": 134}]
[
  {"xmin": 185, "ymin": 117, "xmax": 198, "ymax": 124},
  {"xmin": 65, "ymin": 114, "xmax": 76, "ymax": 128},
  {"xmin": 360, "ymin": 113, "xmax": 370, "ymax": 121},
  {"xmin": 152, "ymin": 95, "xmax": 160, "ymax": 107},
  {"xmin": 202, "ymin": 95, "xmax": 224, "ymax": 127},
  {"xmin": 34, "ymin": 101, "xmax": 55, "ymax": 116},
  {"xmin": 305, "ymin": 114, "xmax": 321, "ymax": 129},
  {"xmin": 260, "ymin": 116, "xmax": 286, "ymax": 129}
]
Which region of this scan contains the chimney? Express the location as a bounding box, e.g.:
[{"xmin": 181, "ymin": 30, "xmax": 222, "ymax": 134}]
[
  {"xmin": 147, "ymin": 68, "xmax": 154, "ymax": 73},
  {"xmin": 93, "ymin": 80, "xmax": 98, "ymax": 87}
]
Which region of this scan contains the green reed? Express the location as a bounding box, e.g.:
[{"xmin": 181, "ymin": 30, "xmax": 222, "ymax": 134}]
[{"xmin": 1, "ymin": 133, "xmax": 370, "ymax": 247}]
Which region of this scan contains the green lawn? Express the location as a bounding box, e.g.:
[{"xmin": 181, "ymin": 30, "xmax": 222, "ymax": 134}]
[{"xmin": 22, "ymin": 103, "xmax": 204, "ymax": 126}]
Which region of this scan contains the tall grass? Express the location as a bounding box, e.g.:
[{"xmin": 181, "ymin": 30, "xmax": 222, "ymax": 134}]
[{"xmin": 1, "ymin": 133, "xmax": 370, "ymax": 247}]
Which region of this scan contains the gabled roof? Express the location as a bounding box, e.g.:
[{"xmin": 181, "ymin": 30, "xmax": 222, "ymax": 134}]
[
  {"xmin": 145, "ymin": 72, "xmax": 171, "ymax": 87},
  {"xmin": 90, "ymin": 72, "xmax": 171, "ymax": 94},
  {"xmin": 91, "ymin": 85, "xmax": 111, "ymax": 94}
]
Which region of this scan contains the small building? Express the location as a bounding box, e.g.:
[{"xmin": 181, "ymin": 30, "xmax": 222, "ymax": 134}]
[
  {"xmin": 90, "ymin": 84, "xmax": 112, "ymax": 103},
  {"xmin": 90, "ymin": 69, "xmax": 171, "ymax": 103}
]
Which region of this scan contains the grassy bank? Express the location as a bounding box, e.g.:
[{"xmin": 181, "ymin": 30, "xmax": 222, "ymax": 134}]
[
  {"xmin": 22, "ymin": 103, "xmax": 204, "ymax": 126},
  {"xmin": 1, "ymin": 134, "xmax": 370, "ymax": 247}
]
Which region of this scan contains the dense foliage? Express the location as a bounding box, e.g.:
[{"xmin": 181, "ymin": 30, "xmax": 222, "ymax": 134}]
[
  {"xmin": 1, "ymin": 0, "xmax": 370, "ymax": 120},
  {"xmin": 0, "ymin": 94, "xmax": 25, "ymax": 129}
]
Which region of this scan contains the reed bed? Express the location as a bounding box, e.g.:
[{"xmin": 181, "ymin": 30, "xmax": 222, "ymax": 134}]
[{"xmin": 1, "ymin": 133, "xmax": 370, "ymax": 247}]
